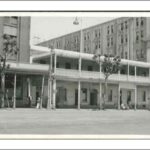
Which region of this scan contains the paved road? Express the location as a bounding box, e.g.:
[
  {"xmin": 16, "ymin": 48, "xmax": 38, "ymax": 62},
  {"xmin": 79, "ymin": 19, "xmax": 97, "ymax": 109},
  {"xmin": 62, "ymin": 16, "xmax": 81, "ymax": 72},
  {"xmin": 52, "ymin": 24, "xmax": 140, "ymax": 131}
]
[{"xmin": 0, "ymin": 108, "xmax": 150, "ymax": 135}]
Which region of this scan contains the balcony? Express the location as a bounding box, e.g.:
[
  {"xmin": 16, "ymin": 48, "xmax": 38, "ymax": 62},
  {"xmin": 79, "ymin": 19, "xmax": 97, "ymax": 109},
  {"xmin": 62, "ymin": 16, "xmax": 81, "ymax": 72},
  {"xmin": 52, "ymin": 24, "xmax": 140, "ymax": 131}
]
[{"xmin": 55, "ymin": 68, "xmax": 150, "ymax": 84}]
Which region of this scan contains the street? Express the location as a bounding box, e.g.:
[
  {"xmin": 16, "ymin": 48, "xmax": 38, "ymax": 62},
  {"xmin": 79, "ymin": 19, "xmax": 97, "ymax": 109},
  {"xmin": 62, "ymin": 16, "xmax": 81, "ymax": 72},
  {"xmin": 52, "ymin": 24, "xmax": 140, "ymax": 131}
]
[{"xmin": 0, "ymin": 108, "xmax": 150, "ymax": 135}]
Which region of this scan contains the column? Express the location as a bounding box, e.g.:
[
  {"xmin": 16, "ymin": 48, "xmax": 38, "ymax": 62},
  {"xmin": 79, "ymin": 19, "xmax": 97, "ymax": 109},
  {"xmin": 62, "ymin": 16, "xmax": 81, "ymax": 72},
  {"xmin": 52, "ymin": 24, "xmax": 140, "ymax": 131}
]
[
  {"xmin": 135, "ymin": 66, "xmax": 137, "ymax": 81},
  {"xmin": 134, "ymin": 86, "xmax": 137, "ymax": 110},
  {"xmin": 99, "ymin": 82, "xmax": 102, "ymax": 109},
  {"xmin": 78, "ymin": 80, "xmax": 81, "ymax": 109},
  {"xmin": 77, "ymin": 54, "xmax": 82, "ymax": 110},
  {"xmin": 40, "ymin": 75, "xmax": 45, "ymax": 109},
  {"xmin": 99, "ymin": 63, "xmax": 102, "ymax": 109},
  {"xmin": 47, "ymin": 78, "xmax": 52, "ymax": 109},
  {"xmin": 118, "ymin": 70, "xmax": 120, "ymax": 81},
  {"xmin": 54, "ymin": 54, "xmax": 57, "ymax": 74},
  {"xmin": 127, "ymin": 63, "xmax": 129, "ymax": 80},
  {"xmin": 27, "ymin": 78, "xmax": 31, "ymax": 97},
  {"xmin": 52, "ymin": 79, "xmax": 56, "ymax": 109},
  {"xmin": 13, "ymin": 74, "xmax": 16, "ymax": 109},
  {"xmin": 118, "ymin": 84, "xmax": 120, "ymax": 110}
]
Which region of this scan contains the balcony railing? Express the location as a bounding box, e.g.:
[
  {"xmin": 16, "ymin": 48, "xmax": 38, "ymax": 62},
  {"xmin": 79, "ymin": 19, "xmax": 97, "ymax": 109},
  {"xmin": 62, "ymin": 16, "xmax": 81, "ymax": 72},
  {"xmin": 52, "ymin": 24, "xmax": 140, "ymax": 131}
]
[{"xmin": 55, "ymin": 68, "xmax": 150, "ymax": 84}]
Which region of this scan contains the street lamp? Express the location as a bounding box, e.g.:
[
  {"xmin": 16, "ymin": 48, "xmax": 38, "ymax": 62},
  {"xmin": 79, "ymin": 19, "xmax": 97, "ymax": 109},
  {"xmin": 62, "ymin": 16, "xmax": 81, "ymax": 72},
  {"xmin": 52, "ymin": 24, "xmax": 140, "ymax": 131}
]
[
  {"xmin": 47, "ymin": 44, "xmax": 54, "ymax": 109},
  {"xmin": 73, "ymin": 17, "xmax": 83, "ymax": 109}
]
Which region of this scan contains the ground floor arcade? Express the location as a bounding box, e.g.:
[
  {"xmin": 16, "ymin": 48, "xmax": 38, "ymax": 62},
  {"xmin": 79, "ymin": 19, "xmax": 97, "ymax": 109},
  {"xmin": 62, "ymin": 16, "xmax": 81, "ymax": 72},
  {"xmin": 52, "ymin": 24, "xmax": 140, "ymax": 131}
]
[{"xmin": 1, "ymin": 73, "xmax": 150, "ymax": 110}]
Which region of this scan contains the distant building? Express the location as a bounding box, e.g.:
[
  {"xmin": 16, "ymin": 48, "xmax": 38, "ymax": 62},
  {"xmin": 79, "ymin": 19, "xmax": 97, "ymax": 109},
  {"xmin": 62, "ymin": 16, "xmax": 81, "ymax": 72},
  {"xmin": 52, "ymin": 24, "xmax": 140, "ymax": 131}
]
[
  {"xmin": 38, "ymin": 17, "xmax": 150, "ymax": 62},
  {"xmin": 0, "ymin": 16, "xmax": 30, "ymax": 63}
]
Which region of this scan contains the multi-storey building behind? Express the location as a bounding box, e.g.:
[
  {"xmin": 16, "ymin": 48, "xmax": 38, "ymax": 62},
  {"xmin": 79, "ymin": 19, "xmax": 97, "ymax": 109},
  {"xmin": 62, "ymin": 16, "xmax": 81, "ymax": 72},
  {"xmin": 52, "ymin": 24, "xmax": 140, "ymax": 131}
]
[{"xmin": 38, "ymin": 17, "xmax": 150, "ymax": 62}]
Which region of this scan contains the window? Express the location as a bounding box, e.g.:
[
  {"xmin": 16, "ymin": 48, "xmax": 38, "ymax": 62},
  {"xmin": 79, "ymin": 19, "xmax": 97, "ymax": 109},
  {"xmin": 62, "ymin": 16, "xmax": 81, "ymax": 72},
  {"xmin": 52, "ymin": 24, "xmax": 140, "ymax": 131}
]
[
  {"xmin": 136, "ymin": 49, "xmax": 140, "ymax": 59},
  {"xmin": 125, "ymin": 35, "xmax": 128, "ymax": 43},
  {"xmin": 57, "ymin": 87, "xmax": 67, "ymax": 102},
  {"xmin": 88, "ymin": 66, "xmax": 93, "ymax": 71},
  {"xmin": 4, "ymin": 26, "xmax": 17, "ymax": 36},
  {"xmin": 141, "ymin": 18, "xmax": 144, "ymax": 26},
  {"xmin": 10, "ymin": 17, "xmax": 18, "ymax": 25},
  {"xmin": 136, "ymin": 32, "xmax": 139, "ymax": 43},
  {"xmin": 107, "ymin": 37, "xmax": 110, "ymax": 47},
  {"xmin": 141, "ymin": 30, "xmax": 144, "ymax": 38},
  {"xmin": 136, "ymin": 18, "xmax": 139, "ymax": 27},
  {"xmin": 84, "ymin": 35, "xmax": 86, "ymax": 41},
  {"xmin": 125, "ymin": 52, "xmax": 128, "ymax": 59},
  {"xmin": 125, "ymin": 21, "xmax": 128, "ymax": 29},
  {"xmin": 141, "ymin": 49, "xmax": 145, "ymax": 58},
  {"xmin": 87, "ymin": 47, "xmax": 90, "ymax": 53},
  {"xmin": 121, "ymin": 23, "xmax": 123, "ymax": 31},
  {"xmin": 111, "ymin": 37, "xmax": 113, "ymax": 46},
  {"xmin": 127, "ymin": 91, "xmax": 131, "ymax": 104},
  {"xmin": 121, "ymin": 35, "xmax": 123, "ymax": 44},
  {"xmin": 107, "ymin": 26, "xmax": 109, "ymax": 34},
  {"xmin": 56, "ymin": 62, "xmax": 59, "ymax": 68},
  {"xmin": 142, "ymin": 91, "xmax": 146, "ymax": 102},
  {"xmin": 111, "ymin": 25, "xmax": 113, "ymax": 33},
  {"xmin": 121, "ymin": 51, "xmax": 124, "ymax": 58},
  {"xmin": 95, "ymin": 30, "xmax": 97, "ymax": 37},
  {"xmin": 82, "ymin": 88, "xmax": 87, "ymax": 102},
  {"xmin": 99, "ymin": 42, "xmax": 101, "ymax": 48},
  {"xmin": 136, "ymin": 67, "xmax": 149, "ymax": 77},
  {"xmin": 4, "ymin": 17, "xmax": 18, "ymax": 25},
  {"xmin": 87, "ymin": 33, "xmax": 90, "ymax": 40},
  {"xmin": 56, "ymin": 42, "xmax": 59, "ymax": 48},
  {"xmin": 40, "ymin": 60, "xmax": 46, "ymax": 64},
  {"xmin": 129, "ymin": 66, "xmax": 135, "ymax": 76},
  {"xmin": 108, "ymin": 90, "xmax": 113, "ymax": 102},
  {"xmin": 95, "ymin": 43, "xmax": 98, "ymax": 50},
  {"xmin": 65, "ymin": 63, "xmax": 71, "ymax": 69},
  {"xmin": 84, "ymin": 47, "xmax": 86, "ymax": 52},
  {"xmin": 99, "ymin": 31, "xmax": 101, "ymax": 37},
  {"xmin": 120, "ymin": 65, "xmax": 128, "ymax": 75}
]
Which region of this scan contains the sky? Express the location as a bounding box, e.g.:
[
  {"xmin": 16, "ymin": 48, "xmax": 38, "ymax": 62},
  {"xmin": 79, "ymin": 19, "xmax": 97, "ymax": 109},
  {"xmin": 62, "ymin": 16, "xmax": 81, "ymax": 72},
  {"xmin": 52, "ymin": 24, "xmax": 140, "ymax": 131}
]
[{"xmin": 30, "ymin": 17, "xmax": 116, "ymax": 45}]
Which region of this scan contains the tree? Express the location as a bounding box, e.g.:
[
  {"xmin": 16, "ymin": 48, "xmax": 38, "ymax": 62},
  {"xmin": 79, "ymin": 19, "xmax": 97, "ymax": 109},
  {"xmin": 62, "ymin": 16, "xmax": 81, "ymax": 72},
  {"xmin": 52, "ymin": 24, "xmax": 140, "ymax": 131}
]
[
  {"xmin": 0, "ymin": 35, "xmax": 18, "ymax": 108},
  {"xmin": 93, "ymin": 53, "xmax": 121, "ymax": 109}
]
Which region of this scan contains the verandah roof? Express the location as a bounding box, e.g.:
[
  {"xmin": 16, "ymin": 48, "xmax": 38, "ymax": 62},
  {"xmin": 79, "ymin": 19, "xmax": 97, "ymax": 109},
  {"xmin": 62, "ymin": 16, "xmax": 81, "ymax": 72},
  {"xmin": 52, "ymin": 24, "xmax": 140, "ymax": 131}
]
[{"xmin": 30, "ymin": 45, "xmax": 150, "ymax": 68}]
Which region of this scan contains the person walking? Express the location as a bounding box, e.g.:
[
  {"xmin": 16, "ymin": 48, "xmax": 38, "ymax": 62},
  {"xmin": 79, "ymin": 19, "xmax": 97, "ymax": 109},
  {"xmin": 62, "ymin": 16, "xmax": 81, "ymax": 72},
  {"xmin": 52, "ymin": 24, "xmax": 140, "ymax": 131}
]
[
  {"xmin": 5, "ymin": 89, "xmax": 10, "ymax": 108},
  {"xmin": 36, "ymin": 96, "xmax": 40, "ymax": 109}
]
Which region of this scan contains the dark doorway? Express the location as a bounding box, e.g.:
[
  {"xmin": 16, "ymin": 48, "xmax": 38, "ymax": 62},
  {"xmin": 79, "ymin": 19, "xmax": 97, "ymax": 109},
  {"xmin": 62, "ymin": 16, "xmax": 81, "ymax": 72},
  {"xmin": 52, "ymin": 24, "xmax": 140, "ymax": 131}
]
[
  {"xmin": 75, "ymin": 89, "xmax": 78, "ymax": 106},
  {"xmin": 56, "ymin": 87, "xmax": 67, "ymax": 107},
  {"xmin": 90, "ymin": 89, "xmax": 97, "ymax": 105}
]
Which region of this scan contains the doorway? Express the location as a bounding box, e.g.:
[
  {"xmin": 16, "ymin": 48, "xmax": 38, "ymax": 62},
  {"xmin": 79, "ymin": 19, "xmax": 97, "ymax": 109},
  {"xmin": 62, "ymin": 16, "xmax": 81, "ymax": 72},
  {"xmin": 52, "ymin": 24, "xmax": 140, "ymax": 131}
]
[
  {"xmin": 90, "ymin": 89, "xmax": 98, "ymax": 105},
  {"xmin": 75, "ymin": 89, "xmax": 78, "ymax": 106}
]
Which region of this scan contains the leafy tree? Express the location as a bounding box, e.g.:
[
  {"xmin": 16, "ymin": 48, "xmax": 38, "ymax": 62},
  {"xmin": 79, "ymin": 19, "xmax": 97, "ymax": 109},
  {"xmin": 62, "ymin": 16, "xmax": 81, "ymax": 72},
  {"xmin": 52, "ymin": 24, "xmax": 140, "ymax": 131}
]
[
  {"xmin": 0, "ymin": 35, "xmax": 18, "ymax": 108},
  {"xmin": 93, "ymin": 53, "xmax": 121, "ymax": 109}
]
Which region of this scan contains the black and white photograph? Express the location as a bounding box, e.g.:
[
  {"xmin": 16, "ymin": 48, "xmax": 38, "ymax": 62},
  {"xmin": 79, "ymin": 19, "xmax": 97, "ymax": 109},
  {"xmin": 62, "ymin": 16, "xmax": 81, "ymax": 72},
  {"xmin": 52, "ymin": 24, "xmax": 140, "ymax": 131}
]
[{"xmin": 1, "ymin": 11, "xmax": 150, "ymax": 140}]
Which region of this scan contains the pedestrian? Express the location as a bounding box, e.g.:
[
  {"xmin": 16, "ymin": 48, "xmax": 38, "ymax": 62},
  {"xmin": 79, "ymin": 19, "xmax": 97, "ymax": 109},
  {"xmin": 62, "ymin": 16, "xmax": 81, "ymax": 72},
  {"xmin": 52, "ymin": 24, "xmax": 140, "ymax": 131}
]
[
  {"xmin": 5, "ymin": 89, "xmax": 10, "ymax": 108},
  {"xmin": 36, "ymin": 96, "xmax": 40, "ymax": 109}
]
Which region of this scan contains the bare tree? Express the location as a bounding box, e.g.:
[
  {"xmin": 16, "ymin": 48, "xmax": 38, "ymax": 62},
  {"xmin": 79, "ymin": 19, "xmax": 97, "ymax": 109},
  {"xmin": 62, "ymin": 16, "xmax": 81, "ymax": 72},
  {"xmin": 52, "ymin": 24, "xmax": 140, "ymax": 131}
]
[
  {"xmin": 93, "ymin": 54, "xmax": 121, "ymax": 109},
  {"xmin": 0, "ymin": 35, "xmax": 18, "ymax": 108}
]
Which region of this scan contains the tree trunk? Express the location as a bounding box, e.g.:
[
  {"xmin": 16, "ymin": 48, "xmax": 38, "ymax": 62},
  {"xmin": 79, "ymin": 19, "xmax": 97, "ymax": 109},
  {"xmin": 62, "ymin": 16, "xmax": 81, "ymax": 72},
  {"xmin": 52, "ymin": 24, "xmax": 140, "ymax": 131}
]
[
  {"xmin": 1, "ymin": 73, "xmax": 5, "ymax": 108},
  {"xmin": 103, "ymin": 77, "xmax": 108, "ymax": 109}
]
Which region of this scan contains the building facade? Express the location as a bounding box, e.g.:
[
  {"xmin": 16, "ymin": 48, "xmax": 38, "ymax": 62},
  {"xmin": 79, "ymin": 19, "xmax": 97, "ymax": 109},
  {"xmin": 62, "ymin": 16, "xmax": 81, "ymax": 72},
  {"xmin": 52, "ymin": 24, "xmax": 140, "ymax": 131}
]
[
  {"xmin": 0, "ymin": 16, "xmax": 31, "ymax": 107},
  {"xmin": 0, "ymin": 16, "xmax": 31, "ymax": 62},
  {"xmin": 1, "ymin": 16, "xmax": 150, "ymax": 109},
  {"xmin": 30, "ymin": 46, "xmax": 150, "ymax": 110},
  {"xmin": 38, "ymin": 17, "xmax": 150, "ymax": 62}
]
